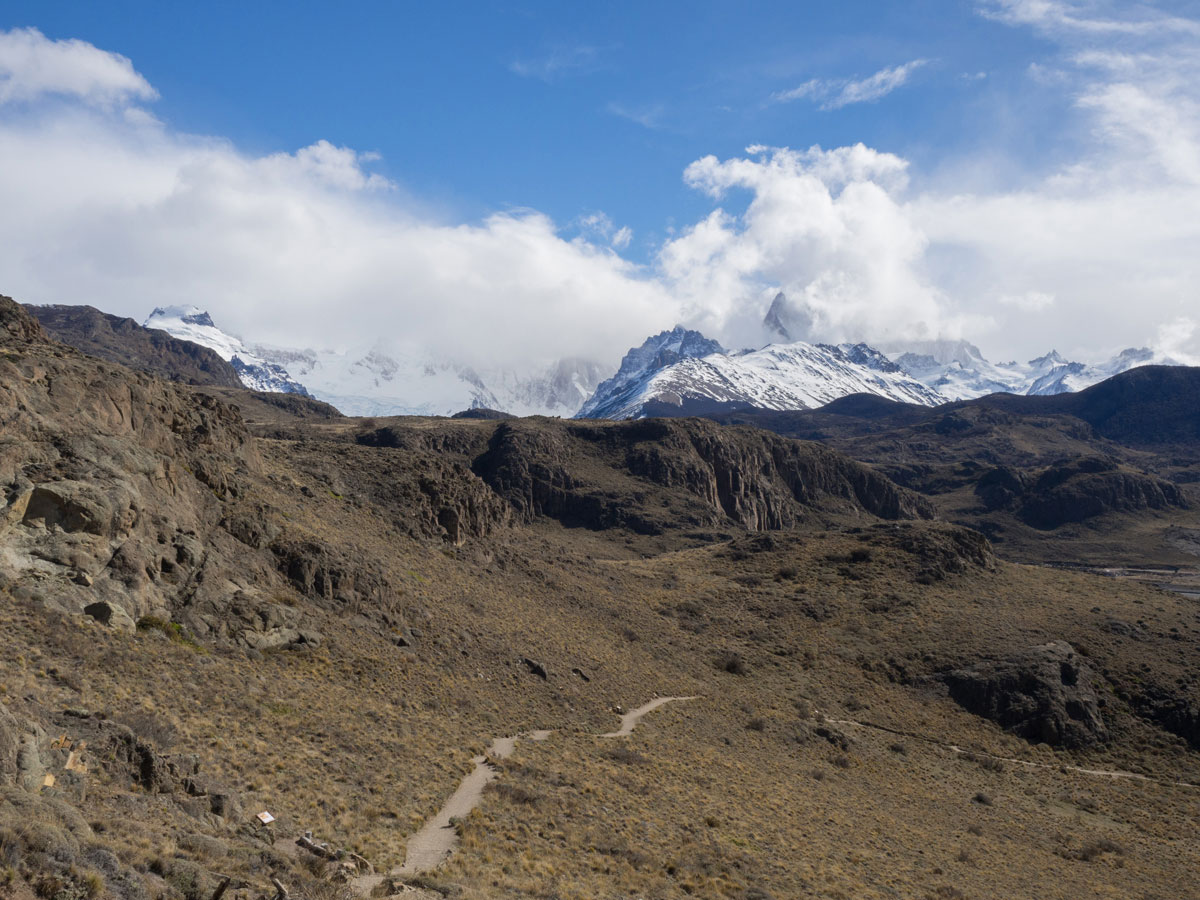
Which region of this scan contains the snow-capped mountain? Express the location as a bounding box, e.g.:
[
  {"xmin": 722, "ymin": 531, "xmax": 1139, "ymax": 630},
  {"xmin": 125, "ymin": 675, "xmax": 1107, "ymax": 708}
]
[
  {"xmin": 886, "ymin": 339, "xmax": 1183, "ymax": 400},
  {"xmin": 577, "ymin": 326, "xmax": 726, "ymax": 418},
  {"xmin": 145, "ymin": 303, "xmax": 1188, "ymax": 421},
  {"xmin": 144, "ymin": 306, "xmax": 310, "ymax": 396},
  {"xmin": 145, "ymin": 306, "xmax": 607, "ymax": 417},
  {"xmin": 577, "ymin": 326, "xmax": 945, "ymax": 420}
]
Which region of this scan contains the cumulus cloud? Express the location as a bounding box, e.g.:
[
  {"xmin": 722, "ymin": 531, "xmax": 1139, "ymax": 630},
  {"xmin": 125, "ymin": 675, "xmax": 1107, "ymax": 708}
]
[
  {"xmin": 658, "ymin": 144, "xmax": 969, "ymax": 348},
  {"xmin": 773, "ymin": 60, "xmax": 929, "ymax": 110},
  {"xmin": 0, "ymin": 26, "xmax": 156, "ymax": 106}
]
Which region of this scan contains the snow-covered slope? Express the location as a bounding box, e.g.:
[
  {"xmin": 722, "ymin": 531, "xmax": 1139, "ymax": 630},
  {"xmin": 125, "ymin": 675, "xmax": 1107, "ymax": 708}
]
[
  {"xmin": 144, "ymin": 307, "xmax": 310, "ymax": 396},
  {"xmin": 887, "ymin": 340, "xmax": 1183, "ymax": 400},
  {"xmin": 577, "ymin": 326, "xmax": 726, "ymax": 418},
  {"xmin": 578, "ymin": 327, "xmax": 945, "ymax": 419},
  {"xmin": 251, "ymin": 344, "xmax": 607, "ymax": 417},
  {"xmin": 146, "ymin": 306, "xmax": 606, "ymax": 416}
]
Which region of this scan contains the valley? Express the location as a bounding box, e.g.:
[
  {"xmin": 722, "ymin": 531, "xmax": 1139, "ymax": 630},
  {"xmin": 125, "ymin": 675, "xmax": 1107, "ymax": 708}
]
[{"xmin": 2, "ymin": 294, "xmax": 1198, "ymax": 900}]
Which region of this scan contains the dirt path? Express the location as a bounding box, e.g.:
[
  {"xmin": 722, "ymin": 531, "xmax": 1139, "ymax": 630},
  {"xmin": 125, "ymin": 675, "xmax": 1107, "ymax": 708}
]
[
  {"xmin": 392, "ymin": 730, "xmax": 551, "ymax": 876},
  {"xmin": 352, "ymin": 698, "xmax": 698, "ymax": 894},
  {"xmin": 600, "ymin": 696, "xmax": 698, "ymax": 738}
]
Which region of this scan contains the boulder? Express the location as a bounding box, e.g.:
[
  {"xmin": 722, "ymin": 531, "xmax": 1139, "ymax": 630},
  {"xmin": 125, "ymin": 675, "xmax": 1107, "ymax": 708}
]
[
  {"xmin": 17, "ymin": 730, "xmax": 46, "ymax": 791},
  {"xmin": 522, "ymin": 657, "xmax": 549, "ymax": 679},
  {"xmin": 84, "ymin": 600, "xmax": 137, "ymax": 633},
  {"xmin": 940, "ymin": 641, "xmax": 1108, "ymax": 748}
]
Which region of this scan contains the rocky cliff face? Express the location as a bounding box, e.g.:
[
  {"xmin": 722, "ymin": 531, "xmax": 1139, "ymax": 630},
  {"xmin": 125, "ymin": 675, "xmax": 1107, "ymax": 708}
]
[
  {"xmin": 0, "ymin": 296, "xmax": 354, "ymax": 648},
  {"xmin": 468, "ymin": 418, "xmax": 933, "ymax": 534}
]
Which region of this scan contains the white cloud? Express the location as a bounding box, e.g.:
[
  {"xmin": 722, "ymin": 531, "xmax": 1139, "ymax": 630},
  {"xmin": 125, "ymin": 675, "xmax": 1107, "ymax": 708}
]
[
  {"xmin": 773, "ymin": 60, "xmax": 929, "ymax": 110},
  {"xmin": 576, "ymin": 211, "xmax": 634, "ymax": 250},
  {"xmin": 658, "ymin": 144, "xmax": 966, "ymax": 348},
  {"xmin": 1153, "ymin": 316, "xmax": 1200, "ymax": 365},
  {"xmin": 980, "ymin": 0, "xmax": 1200, "ymax": 38},
  {"xmin": 0, "ymin": 27, "xmax": 156, "ymax": 107}
]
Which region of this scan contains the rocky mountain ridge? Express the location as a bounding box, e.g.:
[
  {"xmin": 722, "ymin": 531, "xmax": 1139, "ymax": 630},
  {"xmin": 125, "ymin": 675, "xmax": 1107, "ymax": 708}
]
[
  {"xmin": 887, "ymin": 338, "xmax": 1184, "ymax": 401},
  {"xmin": 25, "ymin": 304, "xmax": 243, "ymax": 388}
]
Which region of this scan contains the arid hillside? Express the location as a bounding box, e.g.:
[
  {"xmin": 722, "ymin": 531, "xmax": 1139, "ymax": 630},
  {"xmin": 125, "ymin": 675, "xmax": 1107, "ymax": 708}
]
[{"xmin": 2, "ymin": 295, "xmax": 1198, "ymax": 900}]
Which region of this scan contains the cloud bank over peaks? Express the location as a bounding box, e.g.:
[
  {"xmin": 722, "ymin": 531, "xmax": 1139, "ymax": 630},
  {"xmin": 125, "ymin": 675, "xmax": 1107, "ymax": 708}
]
[{"xmin": 660, "ymin": 144, "xmax": 968, "ymax": 350}]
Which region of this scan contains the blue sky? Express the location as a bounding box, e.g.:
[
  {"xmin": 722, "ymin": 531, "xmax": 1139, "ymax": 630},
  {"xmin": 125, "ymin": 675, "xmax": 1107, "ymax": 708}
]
[{"xmin": 1, "ymin": 1, "xmax": 1199, "ymax": 369}]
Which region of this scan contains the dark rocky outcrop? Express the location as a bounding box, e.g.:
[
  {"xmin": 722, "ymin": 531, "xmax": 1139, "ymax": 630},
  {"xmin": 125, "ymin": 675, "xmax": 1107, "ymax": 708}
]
[
  {"xmin": 1018, "ymin": 457, "xmax": 1186, "ymax": 529},
  {"xmin": 521, "ymin": 658, "xmax": 549, "ymax": 679},
  {"xmin": 270, "ymin": 538, "xmax": 399, "ymax": 614},
  {"xmin": 940, "ymin": 641, "xmax": 1109, "ymax": 748},
  {"xmin": 452, "ymin": 407, "xmax": 516, "ymax": 420},
  {"xmin": 974, "ymin": 466, "xmax": 1028, "ymax": 511},
  {"xmin": 471, "ymin": 423, "xmax": 592, "ymax": 525},
  {"xmin": 1132, "ymin": 687, "xmax": 1200, "ymax": 751}
]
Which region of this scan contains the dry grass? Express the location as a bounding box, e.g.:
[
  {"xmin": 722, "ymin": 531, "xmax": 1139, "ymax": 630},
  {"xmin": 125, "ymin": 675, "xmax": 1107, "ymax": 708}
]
[{"xmin": 2, "ymin": 416, "xmax": 1199, "ymax": 899}]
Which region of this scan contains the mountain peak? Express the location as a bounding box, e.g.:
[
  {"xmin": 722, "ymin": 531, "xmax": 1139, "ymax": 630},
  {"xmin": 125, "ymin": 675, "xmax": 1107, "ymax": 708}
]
[
  {"xmin": 762, "ymin": 292, "xmax": 814, "ymax": 343},
  {"xmin": 576, "ymin": 327, "xmax": 726, "ymax": 418},
  {"xmin": 147, "ymin": 305, "xmax": 216, "ymax": 329},
  {"xmin": 1028, "ymin": 349, "xmax": 1068, "ymax": 367},
  {"xmin": 143, "ymin": 305, "xmax": 310, "ymax": 397},
  {"xmin": 617, "ymin": 326, "xmax": 724, "ymax": 377}
]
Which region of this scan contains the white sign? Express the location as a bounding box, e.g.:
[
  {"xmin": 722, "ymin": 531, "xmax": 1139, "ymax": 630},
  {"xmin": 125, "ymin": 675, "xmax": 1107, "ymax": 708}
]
[{"xmin": 256, "ymin": 811, "xmax": 275, "ymax": 825}]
